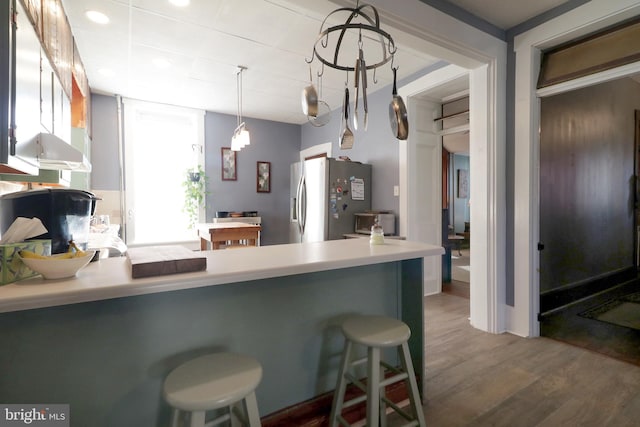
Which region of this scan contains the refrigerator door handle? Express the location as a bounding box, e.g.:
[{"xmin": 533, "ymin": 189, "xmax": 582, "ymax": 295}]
[
  {"xmin": 295, "ymin": 175, "xmax": 302, "ymax": 235},
  {"xmin": 298, "ymin": 175, "xmax": 306, "ymax": 237},
  {"xmin": 296, "ymin": 176, "xmax": 302, "ymax": 238}
]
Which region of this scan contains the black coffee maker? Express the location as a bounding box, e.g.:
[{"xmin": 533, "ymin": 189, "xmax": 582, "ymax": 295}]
[{"xmin": 0, "ymin": 189, "xmax": 98, "ymax": 254}]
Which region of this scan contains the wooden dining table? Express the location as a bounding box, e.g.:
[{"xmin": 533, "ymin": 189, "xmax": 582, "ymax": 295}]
[{"xmin": 197, "ymin": 222, "xmax": 261, "ymax": 250}]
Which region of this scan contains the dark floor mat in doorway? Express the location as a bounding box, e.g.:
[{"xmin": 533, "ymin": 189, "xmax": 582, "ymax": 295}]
[{"xmin": 579, "ymin": 292, "xmax": 640, "ymax": 330}]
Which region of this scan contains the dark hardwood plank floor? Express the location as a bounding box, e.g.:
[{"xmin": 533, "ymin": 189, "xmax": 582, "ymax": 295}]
[
  {"xmin": 408, "ymin": 293, "xmax": 640, "ymax": 426},
  {"xmin": 540, "ymin": 279, "xmax": 640, "ymax": 366}
]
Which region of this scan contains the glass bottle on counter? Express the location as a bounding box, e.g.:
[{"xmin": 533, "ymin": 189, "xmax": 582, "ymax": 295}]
[{"xmin": 370, "ymin": 223, "xmax": 385, "ymax": 245}]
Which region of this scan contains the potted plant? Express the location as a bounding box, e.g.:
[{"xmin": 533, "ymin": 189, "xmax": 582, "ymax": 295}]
[{"xmin": 182, "ymin": 165, "xmax": 208, "ymax": 228}]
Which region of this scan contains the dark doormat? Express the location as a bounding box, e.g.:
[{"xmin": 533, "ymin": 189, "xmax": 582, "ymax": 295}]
[{"xmin": 579, "ymin": 292, "xmax": 640, "ymax": 330}]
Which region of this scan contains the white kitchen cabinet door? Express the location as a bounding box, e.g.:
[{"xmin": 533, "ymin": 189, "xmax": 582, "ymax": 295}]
[
  {"xmin": 40, "ymin": 53, "xmax": 53, "ymax": 134},
  {"xmin": 52, "ymin": 72, "xmax": 71, "ymax": 143}
]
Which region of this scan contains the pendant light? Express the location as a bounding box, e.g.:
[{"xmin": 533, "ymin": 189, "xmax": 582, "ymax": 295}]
[{"xmin": 231, "ymin": 66, "xmax": 250, "ymax": 151}]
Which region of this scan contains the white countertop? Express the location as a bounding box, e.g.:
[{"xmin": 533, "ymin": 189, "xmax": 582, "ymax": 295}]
[{"xmin": 0, "ymin": 239, "xmax": 443, "ymax": 313}]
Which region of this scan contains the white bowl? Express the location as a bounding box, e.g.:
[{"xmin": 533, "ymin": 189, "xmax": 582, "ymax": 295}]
[{"xmin": 18, "ymin": 251, "xmax": 96, "ymax": 280}]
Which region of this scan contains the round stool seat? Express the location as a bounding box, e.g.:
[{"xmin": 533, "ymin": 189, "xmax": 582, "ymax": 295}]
[
  {"xmin": 342, "ymin": 315, "xmax": 410, "ymax": 347},
  {"xmin": 163, "ymin": 352, "xmax": 262, "ymax": 412}
]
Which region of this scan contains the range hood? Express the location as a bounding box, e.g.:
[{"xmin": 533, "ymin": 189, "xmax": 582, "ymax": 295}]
[{"xmin": 36, "ymin": 133, "xmax": 92, "ymax": 172}]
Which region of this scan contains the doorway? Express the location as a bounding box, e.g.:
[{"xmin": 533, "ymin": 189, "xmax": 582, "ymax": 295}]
[
  {"xmin": 538, "ymin": 78, "xmax": 639, "ymax": 306},
  {"xmin": 398, "ymin": 63, "xmax": 506, "ymax": 333},
  {"xmin": 441, "ymin": 96, "xmax": 471, "ymax": 299},
  {"xmin": 538, "ymin": 78, "xmax": 640, "ymax": 365}
]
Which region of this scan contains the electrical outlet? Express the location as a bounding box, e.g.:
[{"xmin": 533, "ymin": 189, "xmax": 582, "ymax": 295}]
[{"xmin": 393, "ymin": 185, "xmax": 399, "ymax": 196}]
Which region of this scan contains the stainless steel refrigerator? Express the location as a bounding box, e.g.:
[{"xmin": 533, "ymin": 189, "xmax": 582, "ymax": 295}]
[{"xmin": 290, "ymin": 157, "xmax": 372, "ymax": 242}]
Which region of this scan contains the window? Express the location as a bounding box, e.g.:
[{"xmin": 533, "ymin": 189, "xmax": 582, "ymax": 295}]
[{"xmin": 122, "ymin": 99, "xmax": 205, "ymax": 246}]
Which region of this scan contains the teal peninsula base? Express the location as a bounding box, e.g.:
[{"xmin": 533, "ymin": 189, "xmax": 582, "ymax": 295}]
[{"xmin": 0, "ymin": 239, "xmax": 441, "ymax": 426}]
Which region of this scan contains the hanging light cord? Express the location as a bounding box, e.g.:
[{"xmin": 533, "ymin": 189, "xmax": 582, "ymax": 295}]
[
  {"xmin": 236, "ymin": 66, "xmax": 247, "ymax": 129},
  {"xmin": 231, "ymin": 66, "xmax": 249, "ymax": 151},
  {"xmin": 239, "ymin": 68, "xmax": 242, "ymax": 125}
]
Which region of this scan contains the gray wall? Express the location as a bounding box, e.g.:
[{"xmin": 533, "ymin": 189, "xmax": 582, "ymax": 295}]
[
  {"xmin": 204, "ymin": 113, "xmax": 300, "ymax": 245},
  {"xmin": 301, "ymin": 86, "xmax": 400, "ymax": 216},
  {"xmin": 90, "ymin": 95, "xmax": 300, "ymax": 246}
]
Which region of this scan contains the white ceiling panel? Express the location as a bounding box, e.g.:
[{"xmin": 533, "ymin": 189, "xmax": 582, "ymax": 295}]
[{"xmin": 60, "ymin": 0, "xmax": 573, "ymax": 124}]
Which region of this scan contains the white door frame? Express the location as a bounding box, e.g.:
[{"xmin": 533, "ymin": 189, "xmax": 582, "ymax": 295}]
[
  {"xmin": 512, "ymin": 0, "xmax": 640, "ymax": 337},
  {"xmin": 398, "ymin": 66, "xmax": 468, "ymax": 297},
  {"xmin": 399, "ymin": 63, "xmax": 507, "ymax": 333},
  {"xmin": 362, "ymin": 0, "xmax": 508, "ymax": 334}
]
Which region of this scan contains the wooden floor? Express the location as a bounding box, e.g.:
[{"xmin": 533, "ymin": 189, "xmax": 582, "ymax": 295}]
[
  {"xmin": 444, "ymin": 248, "xmax": 471, "ymax": 299},
  {"xmin": 409, "ymin": 293, "xmax": 640, "ymax": 426},
  {"xmin": 442, "ymin": 279, "xmax": 470, "ymax": 299}
]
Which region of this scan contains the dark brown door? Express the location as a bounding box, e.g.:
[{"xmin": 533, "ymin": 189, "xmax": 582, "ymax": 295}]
[
  {"xmin": 539, "ymin": 79, "xmax": 640, "ymax": 299},
  {"xmin": 635, "ymin": 110, "xmax": 640, "ymax": 267}
]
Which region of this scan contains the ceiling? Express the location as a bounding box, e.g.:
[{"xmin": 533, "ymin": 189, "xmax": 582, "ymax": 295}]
[
  {"xmin": 445, "ymin": 0, "xmax": 570, "ymax": 30},
  {"xmin": 60, "ymin": 0, "xmax": 572, "ymax": 125}
]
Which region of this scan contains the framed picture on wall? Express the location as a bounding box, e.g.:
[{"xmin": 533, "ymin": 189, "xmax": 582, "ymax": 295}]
[
  {"xmin": 221, "ymin": 147, "xmax": 237, "ymax": 181},
  {"xmin": 257, "ymin": 161, "xmax": 271, "ymax": 193},
  {"xmin": 457, "ymin": 169, "xmax": 469, "ymax": 198}
]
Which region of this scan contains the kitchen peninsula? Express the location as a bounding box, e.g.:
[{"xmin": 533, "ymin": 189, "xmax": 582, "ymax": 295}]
[{"xmin": 0, "ymin": 239, "xmax": 442, "ymax": 426}]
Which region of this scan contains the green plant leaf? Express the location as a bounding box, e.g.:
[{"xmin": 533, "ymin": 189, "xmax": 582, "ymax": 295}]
[{"xmin": 182, "ymin": 165, "xmax": 209, "ymax": 228}]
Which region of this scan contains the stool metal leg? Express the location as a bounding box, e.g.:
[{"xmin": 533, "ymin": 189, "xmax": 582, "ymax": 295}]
[
  {"xmin": 330, "ymin": 340, "xmax": 353, "ymax": 427},
  {"xmin": 366, "ymin": 346, "xmax": 380, "ymax": 427},
  {"xmin": 399, "ymin": 342, "xmax": 426, "ymax": 427}
]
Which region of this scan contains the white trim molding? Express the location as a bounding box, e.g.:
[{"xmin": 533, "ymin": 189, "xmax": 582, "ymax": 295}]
[
  {"xmin": 469, "ymin": 62, "xmax": 507, "ymax": 333},
  {"xmin": 512, "ymin": 0, "xmax": 640, "ymax": 337}
]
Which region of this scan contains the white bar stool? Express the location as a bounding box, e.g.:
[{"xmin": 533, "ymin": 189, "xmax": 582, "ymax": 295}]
[
  {"xmin": 163, "ymin": 352, "xmax": 262, "ymax": 427},
  {"xmin": 329, "ymin": 315, "xmax": 426, "ymax": 427}
]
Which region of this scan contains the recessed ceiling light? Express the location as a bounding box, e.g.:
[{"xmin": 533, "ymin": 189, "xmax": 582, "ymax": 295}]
[
  {"xmin": 168, "ymin": 0, "xmax": 190, "ymax": 7},
  {"xmin": 152, "ymin": 58, "xmax": 172, "ymax": 69},
  {"xmin": 85, "ymin": 10, "xmax": 109, "ymax": 25}
]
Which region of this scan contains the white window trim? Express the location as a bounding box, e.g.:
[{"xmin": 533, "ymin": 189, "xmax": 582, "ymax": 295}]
[{"xmin": 122, "ymin": 98, "xmax": 205, "ymax": 247}]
